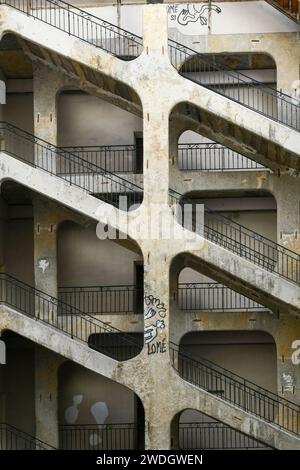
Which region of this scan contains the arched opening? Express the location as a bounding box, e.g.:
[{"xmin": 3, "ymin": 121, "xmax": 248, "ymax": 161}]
[
  {"xmin": 168, "ymin": 330, "xmax": 284, "ymax": 436},
  {"xmin": 57, "ymin": 220, "xmax": 144, "ymax": 360},
  {"xmin": 179, "ymin": 330, "xmax": 277, "ymax": 393},
  {"xmin": 171, "ymin": 409, "xmax": 271, "ymax": 450},
  {"xmin": 57, "ymin": 89, "xmax": 144, "ymax": 176},
  {"xmin": 56, "ymin": 87, "xmax": 144, "ymax": 210},
  {"xmin": 177, "ymin": 267, "xmax": 271, "ymax": 313},
  {"xmin": 58, "ymin": 361, "xmax": 145, "ymax": 450},
  {"xmin": 177, "ymin": 130, "xmax": 269, "ymax": 172}
]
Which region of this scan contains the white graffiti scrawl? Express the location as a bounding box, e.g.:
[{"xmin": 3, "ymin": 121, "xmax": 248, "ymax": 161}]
[
  {"xmin": 144, "ymin": 294, "xmax": 167, "ymax": 355},
  {"xmin": 168, "ymin": 4, "xmax": 222, "ymax": 32},
  {"xmin": 178, "ymin": 4, "xmax": 221, "ymax": 26}
]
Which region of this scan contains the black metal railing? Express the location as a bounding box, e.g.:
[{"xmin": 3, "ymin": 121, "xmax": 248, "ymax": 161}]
[
  {"xmin": 61, "ymin": 145, "xmax": 143, "ymax": 174},
  {"xmin": 169, "ymin": 39, "xmax": 300, "ymax": 131},
  {"xmin": 177, "ymin": 282, "xmax": 268, "ymax": 312},
  {"xmin": 170, "ymin": 342, "xmax": 300, "ymax": 436},
  {"xmin": 0, "ymin": 272, "xmax": 142, "ymax": 360},
  {"xmin": 3, "ymin": 0, "xmax": 299, "ymax": 131},
  {"xmin": 0, "ymin": 423, "xmax": 55, "ymax": 450},
  {"xmin": 0, "ymin": 121, "xmax": 143, "ymax": 208},
  {"xmin": 179, "ymin": 422, "xmax": 270, "ymax": 450},
  {"xmin": 178, "ymin": 143, "xmax": 266, "ymax": 171},
  {"xmin": 1, "ymin": 0, "xmax": 143, "ymax": 59},
  {"xmin": 62, "ymin": 142, "xmax": 265, "ymax": 173},
  {"xmin": 58, "ymin": 285, "xmax": 143, "ymax": 315},
  {"xmin": 169, "ymin": 189, "xmax": 300, "ymax": 285},
  {"xmin": 59, "ymin": 423, "xmax": 137, "ymax": 450}
]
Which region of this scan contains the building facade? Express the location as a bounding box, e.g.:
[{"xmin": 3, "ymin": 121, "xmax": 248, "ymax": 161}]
[{"xmin": 0, "ymin": 0, "xmax": 299, "ymax": 450}]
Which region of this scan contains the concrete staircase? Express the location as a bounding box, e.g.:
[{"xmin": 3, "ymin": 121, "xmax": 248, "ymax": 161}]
[
  {"xmin": 1, "ymin": 1, "xmax": 300, "ymax": 171},
  {"xmin": 170, "ymin": 341, "xmax": 300, "ymax": 447},
  {"xmin": 0, "ymin": 121, "xmax": 300, "ymax": 313}
]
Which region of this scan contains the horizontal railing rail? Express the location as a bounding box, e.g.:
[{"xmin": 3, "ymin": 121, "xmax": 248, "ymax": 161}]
[
  {"xmin": 0, "ymin": 121, "xmax": 143, "ymax": 208},
  {"xmin": 170, "ymin": 341, "xmax": 300, "ymax": 436},
  {"xmin": 0, "ymin": 423, "xmax": 55, "ymax": 450},
  {"xmin": 169, "ymin": 189, "xmax": 300, "ymax": 285},
  {"xmin": 178, "ymin": 143, "xmax": 267, "ymax": 172},
  {"xmin": 61, "ymin": 145, "xmax": 143, "ymax": 174},
  {"xmin": 0, "ymin": 272, "xmax": 142, "ymax": 360},
  {"xmin": 1, "ymin": 0, "xmax": 143, "ymax": 59},
  {"xmin": 59, "ymin": 423, "xmax": 137, "ymax": 450},
  {"xmin": 168, "ymin": 39, "xmax": 300, "ymax": 131},
  {"xmin": 62, "ymin": 142, "xmax": 266, "ymax": 173},
  {"xmin": 58, "ymin": 285, "xmax": 143, "ymax": 315},
  {"xmin": 179, "ymin": 421, "xmax": 270, "ymax": 450},
  {"xmin": 177, "ymin": 282, "xmax": 268, "ymax": 312}
]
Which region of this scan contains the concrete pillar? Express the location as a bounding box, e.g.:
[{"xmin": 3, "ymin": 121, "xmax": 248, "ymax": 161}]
[
  {"xmin": 276, "ymin": 314, "xmax": 300, "ymax": 400},
  {"xmin": 275, "ymin": 176, "xmax": 300, "ymax": 284},
  {"xmin": 33, "ymin": 62, "xmax": 62, "ymax": 171},
  {"xmin": 144, "ymin": 246, "xmax": 169, "ymax": 353},
  {"xmin": 33, "ymin": 198, "xmax": 58, "ymax": 303},
  {"xmin": 142, "ymin": 5, "xmax": 170, "ymax": 207},
  {"xmin": 35, "ymin": 347, "xmax": 63, "ymax": 448},
  {"xmin": 275, "ymin": 313, "xmax": 300, "ymax": 434},
  {"xmin": 276, "ymin": 52, "xmax": 300, "ymax": 97}
]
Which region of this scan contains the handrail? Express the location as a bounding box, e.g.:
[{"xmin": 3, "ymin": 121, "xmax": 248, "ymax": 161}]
[
  {"xmin": 59, "ymin": 423, "xmax": 137, "ymax": 450},
  {"xmin": 0, "ymin": 272, "xmax": 142, "ymax": 360},
  {"xmin": 0, "ymin": 422, "xmax": 56, "ymax": 450},
  {"xmin": 1, "ymin": 0, "xmax": 143, "ymax": 59},
  {"xmin": 58, "ymin": 285, "xmax": 143, "ymax": 315},
  {"xmin": 62, "ymin": 142, "xmax": 266, "ymax": 173},
  {"xmin": 177, "ymin": 282, "xmax": 268, "ymax": 311},
  {"xmin": 2, "ymin": 0, "xmax": 300, "ymax": 131},
  {"xmin": 179, "ymin": 421, "xmax": 270, "ymax": 449},
  {"xmin": 0, "ymin": 121, "xmax": 143, "ymax": 208},
  {"xmin": 168, "ymin": 38, "xmax": 300, "ymax": 131},
  {"xmin": 169, "ymin": 188, "xmax": 300, "ymax": 285},
  {"xmin": 170, "ymin": 341, "xmax": 300, "ymax": 436}
]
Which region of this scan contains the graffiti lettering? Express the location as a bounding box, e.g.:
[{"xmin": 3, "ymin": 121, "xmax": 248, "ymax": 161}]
[
  {"xmin": 147, "ymin": 338, "xmax": 167, "ymax": 355},
  {"xmin": 144, "ymin": 293, "xmax": 167, "ymax": 354},
  {"xmin": 168, "ymin": 4, "xmax": 222, "ymax": 27},
  {"xmin": 291, "ymin": 340, "xmax": 300, "ymax": 365},
  {"xmin": 144, "ymin": 294, "xmax": 167, "ymax": 318}
]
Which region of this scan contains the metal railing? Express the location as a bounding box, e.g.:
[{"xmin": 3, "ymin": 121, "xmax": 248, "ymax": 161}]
[
  {"xmin": 1, "ymin": 0, "xmax": 143, "ymax": 59},
  {"xmin": 59, "ymin": 423, "xmax": 137, "ymax": 450},
  {"xmin": 177, "ymin": 282, "xmax": 268, "ymax": 312},
  {"xmin": 0, "ymin": 121, "xmax": 143, "ymax": 208},
  {"xmin": 170, "ymin": 342, "xmax": 300, "ymax": 436},
  {"xmin": 3, "ymin": 0, "xmax": 300, "ymax": 131},
  {"xmin": 58, "ymin": 285, "xmax": 143, "ymax": 315},
  {"xmin": 0, "ymin": 423, "xmax": 55, "ymax": 450},
  {"xmin": 0, "ymin": 273, "xmax": 142, "ymax": 360},
  {"xmin": 169, "ymin": 189, "xmax": 300, "ymax": 285},
  {"xmin": 62, "ymin": 142, "xmax": 265, "ymax": 173},
  {"xmin": 179, "ymin": 422, "xmax": 270, "ymax": 450},
  {"xmin": 169, "ymin": 39, "xmax": 300, "ymax": 131},
  {"xmin": 61, "ymin": 145, "xmax": 143, "ymax": 174},
  {"xmin": 178, "ymin": 143, "xmax": 266, "ymax": 172}
]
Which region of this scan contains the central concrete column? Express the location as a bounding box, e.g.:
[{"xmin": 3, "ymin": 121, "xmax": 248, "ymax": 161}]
[
  {"xmin": 142, "ymin": 5, "xmax": 170, "ymax": 207},
  {"xmin": 35, "ymin": 347, "xmax": 64, "ymax": 448},
  {"xmin": 33, "ymin": 198, "xmax": 58, "ymax": 302},
  {"xmin": 33, "ymin": 62, "xmax": 63, "ymax": 172}
]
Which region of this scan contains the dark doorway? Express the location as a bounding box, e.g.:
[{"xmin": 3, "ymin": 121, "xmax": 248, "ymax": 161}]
[
  {"xmin": 134, "ymin": 134, "xmax": 143, "ymax": 174},
  {"xmin": 135, "ymin": 262, "xmax": 144, "ymax": 314}
]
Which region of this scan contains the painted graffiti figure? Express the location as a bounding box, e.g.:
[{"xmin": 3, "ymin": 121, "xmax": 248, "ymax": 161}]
[
  {"xmin": 145, "ymin": 319, "xmax": 165, "ymax": 344},
  {"xmin": 177, "ymin": 4, "xmax": 221, "ymax": 26}
]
